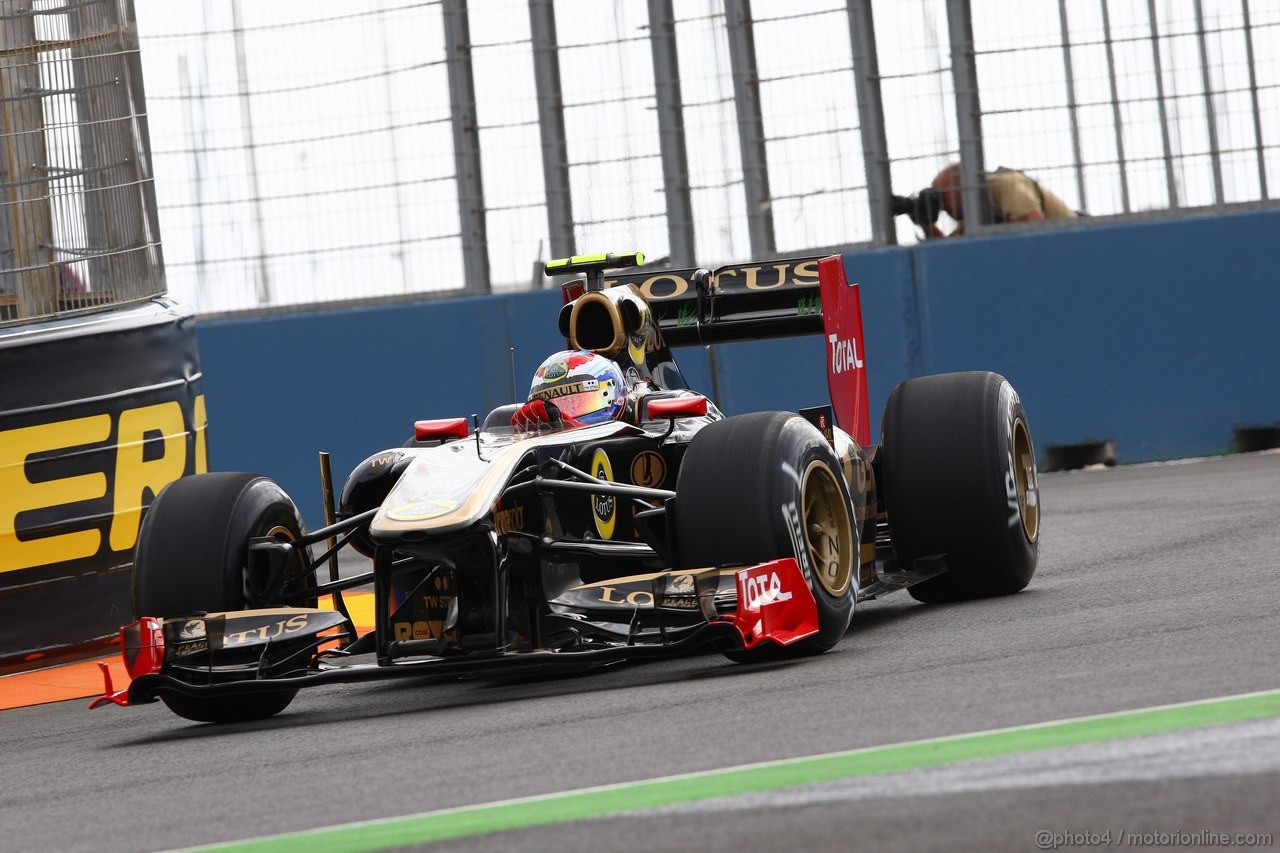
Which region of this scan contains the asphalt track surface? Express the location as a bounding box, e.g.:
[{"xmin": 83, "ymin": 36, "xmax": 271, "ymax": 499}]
[{"xmin": 3, "ymin": 452, "xmax": 1278, "ymax": 852}]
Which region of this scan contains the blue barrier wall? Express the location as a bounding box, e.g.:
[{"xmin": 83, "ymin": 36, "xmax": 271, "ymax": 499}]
[
  {"xmin": 912, "ymin": 208, "xmax": 1280, "ymax": 462},
  {"xmin": 197, "ymin": 208, "xmax": 1280, "ymax": 525}
]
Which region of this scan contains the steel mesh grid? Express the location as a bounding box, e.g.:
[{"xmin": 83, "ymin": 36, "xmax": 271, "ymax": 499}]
[
  {"xmin": 1, "ymin": 0, "xmax": 163, "ymax": 326},
  {"xmin": 960, "ymin": 0, "xmax": 1279, "ymax": 229},
  {"xmin": 138, "ymin": 0, "xmax": 462, "ymax": 315}
]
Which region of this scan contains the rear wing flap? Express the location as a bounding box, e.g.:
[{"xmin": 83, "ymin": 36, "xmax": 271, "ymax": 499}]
[{"xmin": 577, "ymin": 256, "xmax": 825, "ymax": 346}]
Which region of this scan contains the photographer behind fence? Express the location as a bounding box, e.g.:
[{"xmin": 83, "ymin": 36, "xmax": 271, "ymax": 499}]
[{"xmin": 892, "ymin": 162, "xmax": 1079, "ymax": 239}]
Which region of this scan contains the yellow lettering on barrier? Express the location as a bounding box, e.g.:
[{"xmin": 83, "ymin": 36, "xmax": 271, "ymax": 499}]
[
  {"xmin": 109, "ymin": 402, "xmax": 187, "ymax": 552},
  {"xmin": 0, "ymin": 415, "xmax": 111, "ymax": 573},
  {"xmin": 193, "ymin": 394, "xmax": 208, "ymax": 474}
]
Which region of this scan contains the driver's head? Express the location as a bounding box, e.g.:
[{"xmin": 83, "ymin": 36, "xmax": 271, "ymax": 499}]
[{"xmin": 529, "ymin": 350, "xmax": 628, "ymax": 425}]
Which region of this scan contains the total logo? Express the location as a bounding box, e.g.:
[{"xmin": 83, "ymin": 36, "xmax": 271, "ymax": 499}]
[
  {"xmin": 828, "ymin": 334, "xmax": 864, "ymax": 374},
  {"xmin": 738, "ymin": 568, "xmax": 794, "ymax": 611}
]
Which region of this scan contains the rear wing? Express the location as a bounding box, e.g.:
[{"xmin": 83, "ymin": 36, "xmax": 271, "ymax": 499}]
[
  {"xmin": 559, "ymin": 255, "xmax": 871, "ymax": 445},
  {"xmin": 563, "ymin": 256, "xmax": 823, "ymax": 346}
]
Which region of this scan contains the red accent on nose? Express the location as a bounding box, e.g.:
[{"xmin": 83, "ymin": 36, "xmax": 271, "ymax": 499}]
[
  {"xmin": 414, "ymin": 418, "xmax": 470, "ymax": 441},
  {"xmin": 120, "ymin": 617, "xmax": 165, "ymax": 679},
  {"xmin": 647, "ymin": 395, "xmax": 708, "ymax": 419}
]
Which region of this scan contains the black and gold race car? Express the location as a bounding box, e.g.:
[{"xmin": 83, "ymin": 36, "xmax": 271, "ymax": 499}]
[{"xmin": 93, "ymin": 252, "xmax": 1040, "ymax": 723}]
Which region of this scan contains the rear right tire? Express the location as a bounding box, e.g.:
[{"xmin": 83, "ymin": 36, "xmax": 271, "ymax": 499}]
[{"xmin": 880, "ymin": 371, "xmax": 1040, "ymax": 603}]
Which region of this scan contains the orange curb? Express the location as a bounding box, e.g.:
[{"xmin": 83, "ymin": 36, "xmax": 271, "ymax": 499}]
[
  {"xmin": 0, "ymin": 657, "xmax": 132, "ymax": 711},
  {"xmin": 0, "ymin": 593, "xmax": 376, "ymax": 711}
]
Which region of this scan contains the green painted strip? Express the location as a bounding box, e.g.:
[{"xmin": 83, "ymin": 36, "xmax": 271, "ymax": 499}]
[{"xmin": 196, "ymin": 689, "xmax": 1280, "ymax": 853}]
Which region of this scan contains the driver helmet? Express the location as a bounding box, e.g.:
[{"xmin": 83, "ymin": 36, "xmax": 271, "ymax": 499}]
[{"xmin": 529, "ymin": 350, "xmax": 628, "ymax": 425}]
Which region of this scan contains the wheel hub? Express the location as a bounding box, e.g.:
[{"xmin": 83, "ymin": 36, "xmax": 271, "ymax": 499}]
[{"xmin": 800, "ymin": 460, "xmax": 854, "ymax": 597}]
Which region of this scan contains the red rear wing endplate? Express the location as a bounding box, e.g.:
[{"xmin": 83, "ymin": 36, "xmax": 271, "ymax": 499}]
[{"xmin": 817, "ymin": 256, "xmax": 871, "ymax": 446}]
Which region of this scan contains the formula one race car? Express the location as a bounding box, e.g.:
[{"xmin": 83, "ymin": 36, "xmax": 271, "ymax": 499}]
[{"xmin": 93, "ymin": 251, "xmax": 1040, "ymax": 723}]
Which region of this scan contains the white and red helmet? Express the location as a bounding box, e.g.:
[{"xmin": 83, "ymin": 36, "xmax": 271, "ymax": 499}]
[{"xmin": 528, "ymin": 350, "xmax": 628, "ymax": 425}]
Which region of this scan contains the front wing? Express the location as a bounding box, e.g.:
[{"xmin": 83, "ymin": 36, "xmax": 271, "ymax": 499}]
[{"xmin": 92, "ymin": 558, "xmax": 817, "ymax": 709}]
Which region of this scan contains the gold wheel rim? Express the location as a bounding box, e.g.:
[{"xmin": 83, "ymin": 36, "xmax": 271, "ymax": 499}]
[
  {"xmin": 801, "ymin": 460, "xmax": 854, "ymax": 597},
  {"xmin": 1012, "ymin": 418, "xmax": 1040, "ymax": 542}
]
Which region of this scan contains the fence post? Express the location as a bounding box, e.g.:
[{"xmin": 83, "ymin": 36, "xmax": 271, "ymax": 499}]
[
  {"xmin": 529, "ymin": 0, "xmax": 575, "ymax": 261},
  {"xmin": 230, "ymin": 0, "xmax": 271, "ymax": 304},
  {"xmin": 120, "ymin": 0, "xmax": 165, "ymax": 292},
  {"xmin": 945, "ymin": 0, "xmax": 987, "ymax": 231},
  {"xmin": 443, "ymin": 0, "xmax": 492, "ymax": 294},
  {"xmin": 1193, "ymin": 0, "xmax": 1224, "ymax": 206},
  {"xmin": 1056, "ymin": 0, "xmax": 1087, "ymax": 211},
  {"xmin": 1099, "ymin": 0, "xmax": 1131, "ymax": 213},
  {"xmin": 724, "ymin": 0, "xmax": 775, "ymax": 257},
  {"xmin": 0, "ymin": 4, "xmax": 56, "ymax": 317},
  {"xmin": 847, "ymin": 0, "xmax": 894, "ymax": 244},
  {"xmin": 1146, "ymin": 0, "xmax": 1179, "ymax": 208},
  {"xmin": 1241, "ymin": 0, "xmax": 1269, "ymax": 200},
  {"xmin": 647, "ymin": 0, "xmax": 696, "ymax": 267},
  {"xmin": 68, "ymin": 6, "xmax": 111, "ymax": 291}
]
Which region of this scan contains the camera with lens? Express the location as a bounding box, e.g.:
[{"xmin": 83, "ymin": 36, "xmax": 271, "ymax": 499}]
[{"xmin": 890, "ymin": 188, "xmax": 942, "ymax": 226}]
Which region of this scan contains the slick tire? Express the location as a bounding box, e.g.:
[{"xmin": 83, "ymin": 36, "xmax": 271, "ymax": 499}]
[
  {"xmin": 133, "ymin": 472, "xmax": 313, "ymax": 723},
  {"xmin": 880, "ymin": 372, "xmax": 1040, "ymax": 604},
  {"xmin": 674, "ymin": 412, "xmax": 857, "ymax": 661}
]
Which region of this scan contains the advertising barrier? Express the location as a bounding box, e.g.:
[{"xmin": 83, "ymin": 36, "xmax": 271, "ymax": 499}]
[{"xmin": 0, "ymin": 299, "xmax": 206, "ymax": 670}]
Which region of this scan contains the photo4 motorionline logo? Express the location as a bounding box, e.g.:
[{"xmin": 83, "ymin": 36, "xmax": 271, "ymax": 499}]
[{"xmin": 1035, "ymin": 829, "xmax": 1273, "ymax": 849}]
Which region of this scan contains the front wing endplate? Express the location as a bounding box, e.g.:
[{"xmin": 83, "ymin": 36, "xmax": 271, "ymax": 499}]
[{"xmin": 730, "ymin": 558, "xmax": 819, "ymax": 649}]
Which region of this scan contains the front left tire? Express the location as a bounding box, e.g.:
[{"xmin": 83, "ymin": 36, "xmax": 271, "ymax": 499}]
[{"xmin": 673, "ymin": 411, "xmax": 857, "ymax": 661}]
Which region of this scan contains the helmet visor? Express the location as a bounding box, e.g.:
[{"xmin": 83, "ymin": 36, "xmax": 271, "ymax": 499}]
[{"xmin": 531, "ymin": 378, "xmax": 619, "ymax": 421}]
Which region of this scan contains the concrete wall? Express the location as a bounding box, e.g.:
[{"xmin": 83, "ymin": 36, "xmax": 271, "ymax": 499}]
[{"xmin": 197, "ymin": 208, "xmax": 1280, "ymax": 525}]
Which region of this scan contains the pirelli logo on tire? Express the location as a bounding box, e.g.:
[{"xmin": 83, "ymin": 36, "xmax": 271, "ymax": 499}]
[{"xmin": 782, "ymin": 501, "xmax": 814, "ymax": 584}]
